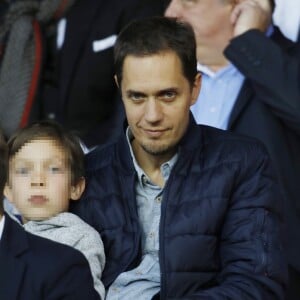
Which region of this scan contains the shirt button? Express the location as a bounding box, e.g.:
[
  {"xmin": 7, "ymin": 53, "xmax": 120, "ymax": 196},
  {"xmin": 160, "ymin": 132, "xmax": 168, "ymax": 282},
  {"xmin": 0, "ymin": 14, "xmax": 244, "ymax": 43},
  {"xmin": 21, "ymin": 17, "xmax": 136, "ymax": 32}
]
[
  {"xmin": 142, "ymin": 176, "xmax": 148, "ymax": 185},
  {"xmin": 156, "ymin": 196, "xmax": 162, "ymax": 203},
  {"xmin": 149, "ymin": 232, "xmax": 154, "ymax": 238}
]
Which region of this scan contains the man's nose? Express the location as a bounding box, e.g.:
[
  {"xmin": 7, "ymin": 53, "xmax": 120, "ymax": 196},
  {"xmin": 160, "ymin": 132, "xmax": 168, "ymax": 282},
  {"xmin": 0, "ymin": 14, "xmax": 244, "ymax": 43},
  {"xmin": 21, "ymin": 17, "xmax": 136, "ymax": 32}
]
[
  {"xmin": 144, "ymin": 99, "xmax": 163, "ymax": 123},
  {"xmin": 164, "ymin": 0, "xmax": 181, "ymax": 18}
]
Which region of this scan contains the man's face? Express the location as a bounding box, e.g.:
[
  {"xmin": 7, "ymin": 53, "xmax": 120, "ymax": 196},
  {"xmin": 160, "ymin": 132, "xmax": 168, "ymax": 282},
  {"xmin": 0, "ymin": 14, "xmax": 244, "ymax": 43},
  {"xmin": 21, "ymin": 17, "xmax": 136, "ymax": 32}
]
[
  {"xmin": 5, "ymin": 139, "xmax": 83, "ymax": 223},
  {"xmin": 165, "ymin": 0, "xmax": 234, "ymax": 56},
  {"xmin": 119, "ymin": 51, "xmax": 201, "ymax": 158}
]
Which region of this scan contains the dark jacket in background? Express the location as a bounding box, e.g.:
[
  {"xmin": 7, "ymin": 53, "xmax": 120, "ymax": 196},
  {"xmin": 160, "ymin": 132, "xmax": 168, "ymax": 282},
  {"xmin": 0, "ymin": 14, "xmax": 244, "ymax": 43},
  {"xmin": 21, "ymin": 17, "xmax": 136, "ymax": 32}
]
[
  {"xmin": 224, "ymin": 28, "xmax": 300, "ymax": 274},
  {"xmin": 32, "ymin": 0, "xmax": 164, "ymax": 147}
]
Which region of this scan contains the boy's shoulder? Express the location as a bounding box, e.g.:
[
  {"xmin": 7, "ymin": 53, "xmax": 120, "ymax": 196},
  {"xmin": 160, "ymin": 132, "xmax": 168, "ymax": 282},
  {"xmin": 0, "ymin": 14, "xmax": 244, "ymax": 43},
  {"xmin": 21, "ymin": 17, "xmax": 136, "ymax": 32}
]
[
  {"xmin": 2, "ymin": 214, "xmax": 100, "ymax": 300},
  {"xmin": 4, "ymin": 213, "xmax": 89, "ymax": 266},
  {"xmin": 24, "ymin": 212, "xmax": 103, "ymax": 248}
]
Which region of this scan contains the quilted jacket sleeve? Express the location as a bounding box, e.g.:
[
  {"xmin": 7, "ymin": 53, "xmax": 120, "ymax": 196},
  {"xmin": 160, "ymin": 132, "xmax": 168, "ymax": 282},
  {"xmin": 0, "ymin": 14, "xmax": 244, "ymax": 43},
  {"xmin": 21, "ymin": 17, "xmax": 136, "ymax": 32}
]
[{"xmin": 169, "ymin": 141, "xmax": 288, "ymax": 300}]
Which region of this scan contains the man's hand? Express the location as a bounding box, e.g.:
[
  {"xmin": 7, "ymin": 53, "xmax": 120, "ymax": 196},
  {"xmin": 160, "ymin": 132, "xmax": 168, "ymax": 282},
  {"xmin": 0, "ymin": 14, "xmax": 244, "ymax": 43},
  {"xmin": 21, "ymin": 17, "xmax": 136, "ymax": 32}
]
[{"xmin": 230, "ymin": 0, "xmax": 272, "ymax": 37}]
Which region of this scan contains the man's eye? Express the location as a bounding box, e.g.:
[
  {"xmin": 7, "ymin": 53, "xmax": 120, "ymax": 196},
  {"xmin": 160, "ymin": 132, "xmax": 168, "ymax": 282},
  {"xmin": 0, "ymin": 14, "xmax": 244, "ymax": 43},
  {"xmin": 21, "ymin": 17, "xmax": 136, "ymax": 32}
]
[
  {"xmin": 160, "ymin": 91, "xmax": 176, "ymax": 101},
  {"xmin": 165, "ymin": 91, "xmax": 176, "ymax": 98},
  {"xmin": 129, "ymin": 93, "xmax": 145, "ymax": 102}
]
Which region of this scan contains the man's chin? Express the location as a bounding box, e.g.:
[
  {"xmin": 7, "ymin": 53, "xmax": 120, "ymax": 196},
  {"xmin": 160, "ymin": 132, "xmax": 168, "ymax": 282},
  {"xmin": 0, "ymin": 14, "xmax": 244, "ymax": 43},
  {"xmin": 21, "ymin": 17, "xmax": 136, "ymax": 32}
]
[{"xmin": 141, "ymin": 143, "xmax": 175, "ymax": 156}]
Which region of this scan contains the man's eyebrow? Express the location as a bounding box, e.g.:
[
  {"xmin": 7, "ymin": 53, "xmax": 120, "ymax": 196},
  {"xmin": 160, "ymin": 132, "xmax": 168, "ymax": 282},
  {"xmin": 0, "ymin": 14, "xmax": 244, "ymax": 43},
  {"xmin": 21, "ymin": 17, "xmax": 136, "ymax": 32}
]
[
  {"xmin": 126, "ymin": 90, "xmax": 147, "ymax": 97},
  {"xmin": 125, "ymin": 87, "xmax": 179, "ymax": 98},
  {"xmin": 156, "ymin": 87, "xmax": 179, "ymax": 97}
]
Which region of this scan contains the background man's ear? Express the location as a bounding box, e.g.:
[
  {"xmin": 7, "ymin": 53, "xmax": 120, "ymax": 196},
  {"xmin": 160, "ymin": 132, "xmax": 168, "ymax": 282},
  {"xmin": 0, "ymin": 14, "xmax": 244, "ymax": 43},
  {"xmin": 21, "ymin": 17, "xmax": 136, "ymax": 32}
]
[{"xmin": 70, "ymin": 177, "xmax": 86, "ymax": 201}]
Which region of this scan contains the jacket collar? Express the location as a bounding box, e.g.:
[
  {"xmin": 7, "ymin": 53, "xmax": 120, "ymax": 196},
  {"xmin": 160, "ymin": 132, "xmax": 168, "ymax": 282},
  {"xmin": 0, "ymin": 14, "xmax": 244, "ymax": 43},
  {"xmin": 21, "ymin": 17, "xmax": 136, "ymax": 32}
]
[
  {"xmin": 115, "ymin": 114, "xmax": 204, "ymax": 175},
  {"xmin": 271, "ymin": 26, "xmax": 296, "ymax": 49}
]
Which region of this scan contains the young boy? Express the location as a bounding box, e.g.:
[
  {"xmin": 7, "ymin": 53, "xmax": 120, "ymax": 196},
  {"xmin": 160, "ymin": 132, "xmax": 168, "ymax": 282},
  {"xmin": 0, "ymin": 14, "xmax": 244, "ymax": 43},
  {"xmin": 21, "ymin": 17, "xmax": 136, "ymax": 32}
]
[{"xmin": 4, "ymin": 121, "xmax": 105, "ymax": 299}]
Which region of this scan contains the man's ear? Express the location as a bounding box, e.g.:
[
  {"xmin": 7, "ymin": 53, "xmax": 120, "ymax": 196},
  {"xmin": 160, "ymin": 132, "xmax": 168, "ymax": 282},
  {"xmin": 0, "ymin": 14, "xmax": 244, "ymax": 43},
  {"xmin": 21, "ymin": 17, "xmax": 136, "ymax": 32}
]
[
  {"xmin": 4, "ymin": 184, "xmax": 13, "ymax": 203},
  {"xmin": 70, "ymin": 177, "xmax": 86, "ymax": 201},
  {"xmin": 191, "ymin": 72, "xmax": 202, "ymax": 106},
  {"xmin": 114, "ymin": 75, "xmax": 120, "ymax": 88}
]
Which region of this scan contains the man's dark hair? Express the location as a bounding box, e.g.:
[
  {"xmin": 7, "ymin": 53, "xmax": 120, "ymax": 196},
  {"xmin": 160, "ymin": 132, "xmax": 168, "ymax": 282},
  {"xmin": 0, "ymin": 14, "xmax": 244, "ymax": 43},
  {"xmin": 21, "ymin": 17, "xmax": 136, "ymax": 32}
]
[
  {"xmin": 270, "ymin": 0, "xmax": 275, "ymax": 12},
  {"xmin": 7, "ymin": 121, "xmax": 84, "ymax": 185},
  {"xmin": 0, "ymin": 132, "xmax": 8, "ymax": 214},
  {"xmin": 114, "ymin": 16, "xmax": 198, "ymax": 87}
]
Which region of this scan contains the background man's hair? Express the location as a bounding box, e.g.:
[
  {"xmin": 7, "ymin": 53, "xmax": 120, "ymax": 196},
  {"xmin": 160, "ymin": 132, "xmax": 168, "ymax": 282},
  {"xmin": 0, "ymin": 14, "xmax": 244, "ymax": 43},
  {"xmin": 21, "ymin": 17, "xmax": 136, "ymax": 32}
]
[
  {"xmin": 7, "ymin": 120, "xmax": 85, "ymax": 185},
  {"xmin": 0, "ymin": 132, "xmax": 8, "ymax": 213},
  {"xmin": 114, "ymin": 16, "xmax": 198, "ymax": 87}
]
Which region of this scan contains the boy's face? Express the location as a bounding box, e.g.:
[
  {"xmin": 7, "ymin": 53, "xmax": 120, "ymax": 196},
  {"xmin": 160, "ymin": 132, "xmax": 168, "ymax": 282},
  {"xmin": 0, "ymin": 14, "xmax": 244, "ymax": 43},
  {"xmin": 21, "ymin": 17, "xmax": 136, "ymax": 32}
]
[{"xmin": 5, "ymin": 139, "xmax": 84, "ymax": 223}]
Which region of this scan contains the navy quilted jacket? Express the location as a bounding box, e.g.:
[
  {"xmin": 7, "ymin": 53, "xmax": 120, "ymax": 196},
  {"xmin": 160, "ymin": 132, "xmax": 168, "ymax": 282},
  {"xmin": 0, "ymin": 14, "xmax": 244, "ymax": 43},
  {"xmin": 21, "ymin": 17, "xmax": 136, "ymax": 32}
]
[{"xmin": 71, "ymin": 118, "xmax": 287, "ymax": 299}]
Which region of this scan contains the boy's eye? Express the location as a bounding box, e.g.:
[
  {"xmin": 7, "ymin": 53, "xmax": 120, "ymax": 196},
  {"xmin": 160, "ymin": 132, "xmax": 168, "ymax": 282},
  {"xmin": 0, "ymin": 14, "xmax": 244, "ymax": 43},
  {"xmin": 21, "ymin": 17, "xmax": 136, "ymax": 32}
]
[
  {"xmin": 180, "ymin": 0, "xmax": 197, "ymax": 5},
  {"xmin": 48, "ymin": 166, "xmax": 64, "ymax": 174},
  {"xmin": 15, "ymin": 167, "xmax": 30, "ymax": 175}
]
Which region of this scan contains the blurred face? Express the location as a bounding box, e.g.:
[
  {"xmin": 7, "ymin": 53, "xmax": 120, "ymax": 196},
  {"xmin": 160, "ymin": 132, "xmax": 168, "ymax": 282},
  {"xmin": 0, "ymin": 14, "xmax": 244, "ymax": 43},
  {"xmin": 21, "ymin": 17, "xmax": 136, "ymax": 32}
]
[
  {"xmin": 118, "ymin": 51, "xmax": 201, "ymax": 160},
  {"xmin": 5, "ymin": 139, "xmax": 84, "ymax": 223},
  {"xmin": 165, "ymin": 0, "xmax": 234, "ymax": 58}
]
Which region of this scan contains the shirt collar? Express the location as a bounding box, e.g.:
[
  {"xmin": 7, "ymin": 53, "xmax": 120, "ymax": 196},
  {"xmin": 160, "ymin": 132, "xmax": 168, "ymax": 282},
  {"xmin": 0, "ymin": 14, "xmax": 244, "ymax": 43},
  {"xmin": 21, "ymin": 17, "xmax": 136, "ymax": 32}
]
[
  {"xmin": 266, "ymin": 24, "xmax": 274, "ymax": 37},
  {"xmin": 197, "ymin": 62, "xmax": 239, "ymax": 78},
  {"xmin": 0, "ymin": 215, "xmax": 5, "ymax": 241},
  {"xmin": 125, "ymin": 127, "xmax": 178, "ymax": 186}
]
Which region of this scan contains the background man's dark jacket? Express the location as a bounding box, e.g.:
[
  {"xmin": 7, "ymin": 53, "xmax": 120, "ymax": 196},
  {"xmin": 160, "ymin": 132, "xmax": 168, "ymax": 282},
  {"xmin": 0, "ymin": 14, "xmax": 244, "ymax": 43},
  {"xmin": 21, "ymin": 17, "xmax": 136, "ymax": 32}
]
[{"xmin": 224, "ymin": 28, "xmax": 300, "ymax": 274}]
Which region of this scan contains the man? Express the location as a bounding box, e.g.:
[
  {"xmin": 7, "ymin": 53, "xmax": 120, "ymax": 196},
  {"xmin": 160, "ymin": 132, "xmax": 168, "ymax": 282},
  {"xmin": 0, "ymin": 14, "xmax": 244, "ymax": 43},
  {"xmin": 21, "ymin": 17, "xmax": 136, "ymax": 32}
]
[
  {"xmin": 165, "ymin": 0, "xmax": 300, "ymax": 298},
  {"xmin": 0, "ymin": 0, "xmax": 164, "ymax": 149},
  {"xmin": 0, "ymin": 134, "xmax": 100, "ymax": 299},
  {"xmin": 71, "ymin": 17, "xmax": 287, "ymax": 299}
]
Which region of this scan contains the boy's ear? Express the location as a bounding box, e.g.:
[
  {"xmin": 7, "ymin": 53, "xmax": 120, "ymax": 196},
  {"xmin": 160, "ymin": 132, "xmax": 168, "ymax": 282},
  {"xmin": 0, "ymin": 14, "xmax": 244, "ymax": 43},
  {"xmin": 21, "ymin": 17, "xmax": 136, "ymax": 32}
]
[
  {"xmin": 4, "ymin": 184, "xmax": 13, "ymax": 203},
  {"xmin": 70, "ymin": 177, "xmax": 86, "ymax": 201}
]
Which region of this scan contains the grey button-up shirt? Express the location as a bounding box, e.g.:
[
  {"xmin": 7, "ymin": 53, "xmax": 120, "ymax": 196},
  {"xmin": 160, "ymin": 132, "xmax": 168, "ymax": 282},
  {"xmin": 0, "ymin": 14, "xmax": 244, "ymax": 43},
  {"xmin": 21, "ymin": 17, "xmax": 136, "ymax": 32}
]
[{"xmin": 106, "ymin": 128, "xmax": 178, "ymax": 300}]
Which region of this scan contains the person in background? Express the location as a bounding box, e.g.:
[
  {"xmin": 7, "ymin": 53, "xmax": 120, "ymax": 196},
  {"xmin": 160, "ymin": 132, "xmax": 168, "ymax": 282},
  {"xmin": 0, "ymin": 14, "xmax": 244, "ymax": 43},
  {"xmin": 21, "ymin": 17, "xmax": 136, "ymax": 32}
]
[
  {"xmin": 71, "ymin": 16, "xmax": 287, "ymax": 299},
  {"xmin": 4, "ymin": 121, "xmax": 106, "ymax": 299},
  {"xmin": 0, "ymin": 130, "xmax": 100, "ymax": 300},
  {"xmin": 0, "ymin": 0, "xmax": 164, "ymax": 150},
  {"xmin": 164, "ymin": 0, "xmax": 300, "ymax": 298}
]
